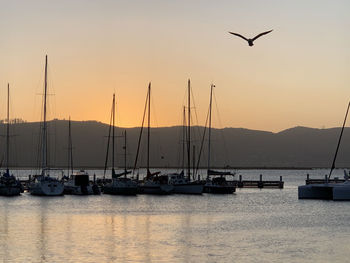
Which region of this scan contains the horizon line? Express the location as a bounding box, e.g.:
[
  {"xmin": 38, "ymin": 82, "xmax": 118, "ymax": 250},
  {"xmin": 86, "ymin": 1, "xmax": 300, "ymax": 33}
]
[{"xmin": 0, "ymin": 118, "xmax": 347, "ymax": 134}]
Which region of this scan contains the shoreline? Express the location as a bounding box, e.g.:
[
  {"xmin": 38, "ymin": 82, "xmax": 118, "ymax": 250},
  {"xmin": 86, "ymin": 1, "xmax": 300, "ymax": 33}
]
[{"xmin": 4, "ymin": 166, "xmax": 347, "ymax": 170}]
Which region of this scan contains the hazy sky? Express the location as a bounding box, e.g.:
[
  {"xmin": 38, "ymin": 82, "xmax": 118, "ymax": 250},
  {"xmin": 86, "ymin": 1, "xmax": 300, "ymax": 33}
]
[{"xmin": 1, "ymin": 0, "xmax": 349, "ymax": 132}]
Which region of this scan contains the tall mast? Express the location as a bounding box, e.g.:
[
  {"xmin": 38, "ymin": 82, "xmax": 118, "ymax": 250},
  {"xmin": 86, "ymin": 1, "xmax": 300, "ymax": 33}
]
[
  {"xmin": 103, "ymin": 96, "xmax": 114, "ymax": 178},
  {"xmin": 192, "ymin": 145, "xmax": 195, "ymax": 180},
  {"xmin": 132, "ymin": 88, "xmax": 149, "ymax": 175},
  {"xmin": 68, "ymin": 116, "xmax": 73, "ymax": 176},
  {"xmin": 147, "ymin": 83, "xmax": 151, "ymax": 173},
  {"xmin": 207, "ymin": 84, "xmax": 214, "ymax": 179},
  {"xmin": 42, "ymin": 55, "xmax": 48, "ymax": 172},
  {"xmin": 124, "ymin": 130, "xmax": 127, "ymax": 177},
  {"xmin": 328, "ymin": 101, "xmax": 350, "ymax": 179},
  {"xmin": 112, "ymin": 93, "xmax": 115, "ymax": 171},
  {"xmin": 182, "ymin": 106, "xmax": 186, "ymax": 172},
  {"xmin": 187, "ymin": 79, "xmax": 191, "ymax": 180},
  {"xmin": 6, "ymin": 83, "xmax": 10, "ymax": 174}
]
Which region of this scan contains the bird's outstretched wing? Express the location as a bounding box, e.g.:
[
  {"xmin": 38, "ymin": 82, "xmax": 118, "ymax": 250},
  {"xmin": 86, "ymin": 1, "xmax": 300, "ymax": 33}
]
[
  {"xmin": 252, "ymin": 30, "xmax": 273, "ymax": 41},
  {"xmin": 228, "ymin": 32, "xmax": 248, "ymax": 41}
]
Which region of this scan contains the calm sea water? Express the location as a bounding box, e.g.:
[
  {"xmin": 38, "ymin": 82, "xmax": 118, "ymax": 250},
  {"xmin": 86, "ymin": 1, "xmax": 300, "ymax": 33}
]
[{"xmin": 1, "ymin": 169, "xmax": 349, "ymax": 263}]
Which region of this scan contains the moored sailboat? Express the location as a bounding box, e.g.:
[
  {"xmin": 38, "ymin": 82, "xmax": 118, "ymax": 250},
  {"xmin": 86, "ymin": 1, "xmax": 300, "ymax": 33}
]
[
  {"xmin": 136, "ymin": 83, "xmax": 174, "ymax": 195},
  {"xmin": 203, "ymin": 84, "xmax": 235, "ymax": 194},
  {"xmin": 0, "ymin": 83, "xmax": 22, "ymax": 196},
  {"xmin": 63, "ymin": 118, "xmax": 100, "ymax": 195},
  {"xmin": 0, "ymin": 173, "xmax": 22, "ymax": 196},
  {"xmin": 204, "ymin": 170, "xmax": 235, "ymax": 194},
  {"xmin": 28, "ymin": 55, "xmax": 64, "ymax": 196},
  {"xmin": 63, "ymin": 170, "xmax": 99, "ymax": 195},
  {"xmin": 103, "ymin": 94, "xmax": 138, "ymax": 195},
  {"xmin": 298, "ymin": 102, "xmax": 350, "ymax": 200},
  {"xmin": 168, "ymin": 79, "xmax": 203, "ymax": 194}
]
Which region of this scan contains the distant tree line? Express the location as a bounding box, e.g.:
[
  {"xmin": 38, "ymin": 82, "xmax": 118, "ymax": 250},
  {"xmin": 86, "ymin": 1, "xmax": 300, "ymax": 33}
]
[{"xmin": 0, "ymin": 118, "xmax": 27, "ymax": 124}]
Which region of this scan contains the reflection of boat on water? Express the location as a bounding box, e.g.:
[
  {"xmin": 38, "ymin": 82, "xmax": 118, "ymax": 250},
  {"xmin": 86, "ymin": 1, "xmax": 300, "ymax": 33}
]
[
  {"xmin": 63, "ymin": 118, "xmax": 100, "ymax": 195},
  {"xmin": 135, "ymin": 83, "xmax": 173, "ymax": 195},
  {"xmin": 202, "ymin": 84, "xmax": 235, "ymax": 194},
  {"xmin": 103, "ymin": 94, "xmax": 138, "ymax": 195},
  {"xmin": 0, "ymin": 84, "xmax": 22, "ymax": 196},
  {"xmin": 28, "ymin": 55, "xmax": 64, "ymax": 196},
  {"xmin": 298, "ymin": 102, "xmax": 350, "ymax": 200}
]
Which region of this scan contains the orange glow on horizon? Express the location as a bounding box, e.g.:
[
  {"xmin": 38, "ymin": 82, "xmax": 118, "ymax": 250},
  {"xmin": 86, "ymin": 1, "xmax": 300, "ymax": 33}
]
[{"xmin": 1, "ymin": 1, "xmax": 349, "ymax": 132}]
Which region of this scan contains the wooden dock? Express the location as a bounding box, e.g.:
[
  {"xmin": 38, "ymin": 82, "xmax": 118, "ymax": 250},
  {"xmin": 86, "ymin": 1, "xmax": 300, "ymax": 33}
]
[
  {"xmin": 229, "ymin": 174, "xmax": 284, "ymax": 189},
  {"xmin": 18, "ymin": 174, "xmax": 284, "ymax": 191},
  {"xmin": 305, "ymin": 174, "xmax": 345, "ymax": 185}
]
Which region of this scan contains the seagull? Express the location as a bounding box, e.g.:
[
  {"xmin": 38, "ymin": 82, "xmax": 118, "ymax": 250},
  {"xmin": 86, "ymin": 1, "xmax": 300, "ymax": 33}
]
[{"xmin": 228, "ymin": 30, "xmax": 273, "ymax": 46}]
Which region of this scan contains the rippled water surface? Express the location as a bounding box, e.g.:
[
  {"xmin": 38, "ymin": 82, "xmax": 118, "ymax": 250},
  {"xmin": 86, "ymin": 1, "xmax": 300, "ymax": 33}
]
[{"xmin": 1, "ymin": 169, "xmax": 350, "ymax": 262}]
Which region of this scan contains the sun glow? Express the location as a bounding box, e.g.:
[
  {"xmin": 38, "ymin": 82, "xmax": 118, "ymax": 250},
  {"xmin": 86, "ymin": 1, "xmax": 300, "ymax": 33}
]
[{"xmin": 1, "ymin": 1, "xmax": 349, "ymax": 132}]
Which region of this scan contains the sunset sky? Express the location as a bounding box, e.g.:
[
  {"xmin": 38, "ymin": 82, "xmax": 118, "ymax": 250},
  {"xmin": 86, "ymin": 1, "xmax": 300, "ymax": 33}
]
[{"xmin": 1, "ymin": 0, "xmax": 349, "ymax": 132}]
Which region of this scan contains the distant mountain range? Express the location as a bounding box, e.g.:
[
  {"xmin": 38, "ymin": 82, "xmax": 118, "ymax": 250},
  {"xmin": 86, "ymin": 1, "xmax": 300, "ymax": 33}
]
[{"xmin": 1, "ymin": 119, "xmax": 349, "ymax": 169}]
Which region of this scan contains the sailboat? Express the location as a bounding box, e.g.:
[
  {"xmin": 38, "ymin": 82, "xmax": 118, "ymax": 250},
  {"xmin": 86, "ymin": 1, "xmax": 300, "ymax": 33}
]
[
  {"xmin": 28, "ymin": 55, "xmax": 64, "ymax": 196},
  {"xmin": 168, "ymin": 79, "xmax": 204, "ymax": 194},
  {"xmin": 103, "ymin": 94, "xmax": 138, "ymax": 195},
  {"xmin": 0, "ymin": 84, "xmax": 22, "ymax": 196},
  {"xmin": 298, "ymin": 102, "xmax": 350, "ymax": 200},
  {"xmin": 203, "ymin": 84, "xmax": 235, "ymax": 194},
  {"xmin": 63, "ymin": 118, "xmax": 100, "ymax": 195},
  {"xmin": 136, "ymin": 83, "xmax": 174, "ymax": 195}
]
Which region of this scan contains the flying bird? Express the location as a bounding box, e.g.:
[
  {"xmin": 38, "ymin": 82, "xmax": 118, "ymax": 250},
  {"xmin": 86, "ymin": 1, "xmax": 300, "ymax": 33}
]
[{"xmin": 228, "ymin": 30, "xmax": 273, "ymax": 46}]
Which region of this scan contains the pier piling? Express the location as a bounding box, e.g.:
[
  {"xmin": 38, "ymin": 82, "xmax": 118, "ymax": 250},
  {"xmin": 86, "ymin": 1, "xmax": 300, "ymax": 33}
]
[
  {"xmin": 230, "ymin": 175, "xmax": 284, "ymax": 189},
  {"xmin": 305, "ymin": 174, "xmax": 345, "ymax": 185}
]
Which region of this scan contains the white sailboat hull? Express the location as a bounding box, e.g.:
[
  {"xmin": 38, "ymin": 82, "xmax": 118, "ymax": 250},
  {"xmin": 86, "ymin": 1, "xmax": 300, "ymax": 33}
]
[
  {"xmin": 333, "ymin": 183, "xmax": 350, "ymax": 200},
  {"xmin": 298, "ymin": 181, "xmax": 350, "ymax": 200},
  {"xmin": 29, "ymin": 180, "xmax": 64, "ymax": 196},
  {"xmin": 168, "ymin": 173, "xmax": 203, "ymax": 194}
]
